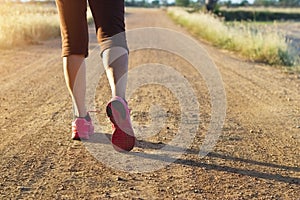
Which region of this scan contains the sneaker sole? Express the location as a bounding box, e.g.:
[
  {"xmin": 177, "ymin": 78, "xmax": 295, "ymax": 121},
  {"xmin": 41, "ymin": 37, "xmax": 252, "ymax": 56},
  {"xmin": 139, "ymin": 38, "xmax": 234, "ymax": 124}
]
[
  {"xmin": 106, "ymin": 99, "xmax": 135, "ymax": 152},
  {"xmin": 72, "ymin": 132, "xmax": 89, "ymax": 140}
]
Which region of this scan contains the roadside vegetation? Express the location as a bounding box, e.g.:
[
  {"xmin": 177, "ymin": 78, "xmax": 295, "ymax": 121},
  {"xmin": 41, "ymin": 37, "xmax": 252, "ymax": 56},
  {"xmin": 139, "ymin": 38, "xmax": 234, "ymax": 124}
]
[
  {"xmin": 217, "ymin": 7, "xmax": 300, "ymax": 21},
  {"xmin": 168, "ymin": 7, "xmax": 298, "ymax": 67},
  {"xmin": 0, "ymin": 3, "xmax": 60, "ymax": 48},
  {"xmin": 0, "ymin": 2, "xmax": 93, "ymax": 48}
]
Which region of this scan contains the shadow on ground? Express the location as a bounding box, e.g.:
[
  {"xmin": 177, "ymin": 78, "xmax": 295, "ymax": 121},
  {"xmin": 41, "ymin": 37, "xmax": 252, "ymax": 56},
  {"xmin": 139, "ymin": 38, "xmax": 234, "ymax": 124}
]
[{"xmin": 83, "ymin": 132, "xmax": 300, "ymax": 185}]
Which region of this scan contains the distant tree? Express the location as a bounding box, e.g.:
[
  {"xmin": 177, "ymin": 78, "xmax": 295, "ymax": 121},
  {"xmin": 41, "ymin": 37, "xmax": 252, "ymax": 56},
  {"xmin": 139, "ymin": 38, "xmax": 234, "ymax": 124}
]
[
  {"xmin": 225, "ymin": 0, "xmax": 232, "ymax": 7},
  {"xmin": 161, "ymin": 0, "xmax": 168, "ymax": 6},
  {"xmin": 125, "ymin": 0, "xmax": 150, "ymax": 7},
  {"xmin": 240, "ymin": 0, "xmax": 249, "ymax": 6},
  {"xmin": 279, "ymin": 0, "xmax": 300, "ymax": 6},
  {"xmin": 253, "ymin": 0, "xmax": 277, "ymax": 6},
  {"xmin": 205, "ymin": 0, "xmax": 218, "ymax": 11},
  {"xmin": 175, "ymin": 0, "xmax": 190, "ymax": 7},
  {"xmin": 152, "ymin": 0, "xmax": 160, "ymax": 6}
]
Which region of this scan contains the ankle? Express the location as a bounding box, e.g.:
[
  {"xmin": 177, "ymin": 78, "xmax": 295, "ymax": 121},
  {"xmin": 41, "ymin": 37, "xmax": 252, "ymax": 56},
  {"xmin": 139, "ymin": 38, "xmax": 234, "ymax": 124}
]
[{"xmin": 75, "ymin": 113, "xmax": 91, "ymax": 121}]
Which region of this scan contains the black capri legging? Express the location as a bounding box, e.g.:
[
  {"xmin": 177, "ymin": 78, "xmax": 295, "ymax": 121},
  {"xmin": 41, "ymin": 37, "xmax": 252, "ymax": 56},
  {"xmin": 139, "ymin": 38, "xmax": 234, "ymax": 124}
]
[{"xmin": 55, "ymin": 0, "xmax": 128, "ymax": 57}]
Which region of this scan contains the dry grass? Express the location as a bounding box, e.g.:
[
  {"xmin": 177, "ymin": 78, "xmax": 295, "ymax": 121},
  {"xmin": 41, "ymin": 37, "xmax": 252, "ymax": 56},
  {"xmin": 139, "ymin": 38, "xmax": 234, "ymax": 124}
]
[
  {"xmin": 168, "ymin": 7, "xmax": 297, "ymax": 67},
  {"xmin": 0, "ymin": 3, "xmax": 93, "ymax": 48},
  {"xmin": 0, "ymin": 3, "xmax": 60, "ymax": 48}
]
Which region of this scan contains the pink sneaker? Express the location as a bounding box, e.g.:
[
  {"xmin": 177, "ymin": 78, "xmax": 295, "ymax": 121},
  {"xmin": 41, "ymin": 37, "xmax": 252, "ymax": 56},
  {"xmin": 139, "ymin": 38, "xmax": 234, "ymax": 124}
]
[
  {"xmin": 71, "ymin": 115, "xmax": 94, "ymax": 140},
  {"xmin": 106, "ymin": 96, "xmax": 136, "ymax": 152}
]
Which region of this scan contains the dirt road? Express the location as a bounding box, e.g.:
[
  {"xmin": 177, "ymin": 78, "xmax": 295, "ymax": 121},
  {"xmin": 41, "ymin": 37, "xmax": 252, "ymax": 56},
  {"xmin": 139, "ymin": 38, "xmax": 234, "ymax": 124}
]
[{"xmin": 0, "ymin": 8, "xmax": 299, "ymax": 199}]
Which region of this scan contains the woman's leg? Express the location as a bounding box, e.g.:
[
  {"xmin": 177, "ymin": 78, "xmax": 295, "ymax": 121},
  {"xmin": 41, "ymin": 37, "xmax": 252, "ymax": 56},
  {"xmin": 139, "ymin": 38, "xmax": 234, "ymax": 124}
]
[
  {"xmin": 63, "ymin": 55, "xmax": 87, "ymax": 118},
  {"xmin": 56, "ymin": 0, "xmax": 89, "ymax": 118},
  {"xmin": 89, "ymin": 0, "xmax": 135, "ymax": 151},
  {"xmin": 88, "ymin": 0, "xmax": 129, "ymax": 99},
  {"xmin": 56, "ymin": 0, "xmax": 94, "ymax": 140},
  {"xmin": 102, "ymin": 47, "xmax": 128, "ymax": 99}
]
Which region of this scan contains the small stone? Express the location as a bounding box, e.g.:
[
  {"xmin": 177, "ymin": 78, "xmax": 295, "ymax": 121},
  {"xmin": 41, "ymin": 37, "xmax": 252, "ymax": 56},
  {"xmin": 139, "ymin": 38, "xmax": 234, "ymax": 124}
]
[
  {"xmin": 194, "ymin": 189, "xmax": 199, "ymax": 193},
  {"xmin": 58, "ymin": 185, "xmax": 65, "ymax": 190},
  {"xmin": 18, "ymin": 186, "xmax": 31, "ymax": 192},
  {"xmin": 116, "ymin": 176, "xmax": 126, "ymax": 181}
]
